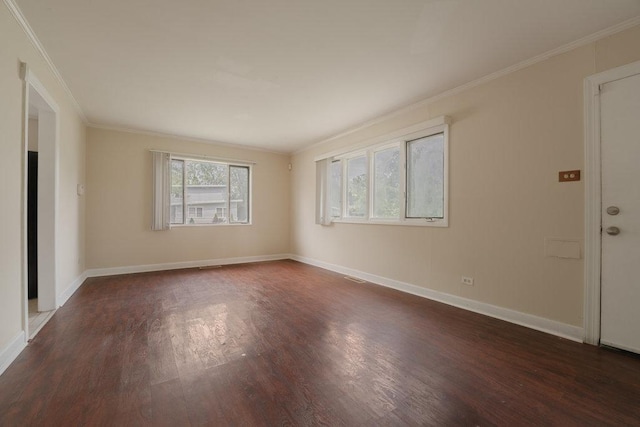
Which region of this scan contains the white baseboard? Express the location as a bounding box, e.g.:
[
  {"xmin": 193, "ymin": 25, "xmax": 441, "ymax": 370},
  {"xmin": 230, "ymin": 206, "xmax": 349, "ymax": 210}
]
[
  {"xmin": 0, "ymin": 331, "xmax": 26, "ymax": 377},
  {"xmin": 57, "ymin": 271, "xmax": 88, "ymax": 307},
  {"xmin": 85, "ymin": 253, "xmax": 291, "ymax": 278},
  {"xmin": 290, "ymin": 254, "xmax": 584, "ymax": 342}
]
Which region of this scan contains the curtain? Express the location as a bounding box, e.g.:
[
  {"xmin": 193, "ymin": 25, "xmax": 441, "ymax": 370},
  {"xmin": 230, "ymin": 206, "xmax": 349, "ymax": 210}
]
[
  {"xmin": 315, "ymin": 158, "xmax": 331, "ymax": 225},
  {"xmin": 152, "ymin": 151, "xmax": 170, "ymax": 230}
]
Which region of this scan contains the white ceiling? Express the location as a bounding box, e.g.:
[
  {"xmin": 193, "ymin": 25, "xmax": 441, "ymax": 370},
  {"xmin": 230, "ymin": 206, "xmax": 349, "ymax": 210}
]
[{"xmin": 14, "ymin": 0, "xmax": 640, "ymax": 152}]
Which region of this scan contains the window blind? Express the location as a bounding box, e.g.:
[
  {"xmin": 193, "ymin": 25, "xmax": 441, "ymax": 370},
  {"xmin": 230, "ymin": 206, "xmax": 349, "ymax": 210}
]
[{"xmin": 152, "ymin": 151, "xmax": 170, "ymax": 230}]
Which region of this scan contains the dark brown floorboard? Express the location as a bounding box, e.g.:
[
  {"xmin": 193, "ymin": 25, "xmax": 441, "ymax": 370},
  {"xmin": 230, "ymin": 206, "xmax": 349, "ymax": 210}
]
[{"xmin": 1, "ymin": 260, "xmax": 639, "ymax": 426}]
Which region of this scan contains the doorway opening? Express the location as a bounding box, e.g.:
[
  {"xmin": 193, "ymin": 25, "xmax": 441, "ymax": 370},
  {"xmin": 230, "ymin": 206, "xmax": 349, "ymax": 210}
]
[{"xmin": 22, "ymin": 64, "xmax": 58, "ymax": 340}]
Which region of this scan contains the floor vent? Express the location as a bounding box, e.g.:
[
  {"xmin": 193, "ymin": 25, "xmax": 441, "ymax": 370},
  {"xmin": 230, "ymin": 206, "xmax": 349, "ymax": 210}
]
[
  {"xmin": 344, "ymin": 276, "xmax": 366, "ymax": 284},
  {"xmin": 199, "ymin": 265, "xmax": 222, "ymax": 270}
]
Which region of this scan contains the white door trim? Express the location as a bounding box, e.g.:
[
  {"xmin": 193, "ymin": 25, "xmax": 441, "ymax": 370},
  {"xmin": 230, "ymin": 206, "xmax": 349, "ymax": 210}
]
[
  {"xmin": 21, "ymin": 63, "xmax": 60, "ymax": 341},
  {"xmin": 584, "ymin": 60, "xmax": 640, "ymax": 345}
]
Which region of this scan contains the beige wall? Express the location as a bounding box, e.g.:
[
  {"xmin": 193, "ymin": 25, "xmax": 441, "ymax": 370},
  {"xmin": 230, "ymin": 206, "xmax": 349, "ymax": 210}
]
[
  {"xmin": 290, "ymin": 25, "xmax": 640, "ymax": 328},
  {"xmin": 0, "ymin": 3, "xmax": 86, "ymax": 350},
  {"xmin": 86, "ymin": 128, "xmax": 290, "ymax": 269}
]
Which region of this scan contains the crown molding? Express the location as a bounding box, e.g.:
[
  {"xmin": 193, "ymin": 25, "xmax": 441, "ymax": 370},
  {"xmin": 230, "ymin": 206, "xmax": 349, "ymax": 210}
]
[
  {"xmin": 3, "ymin": 0, "xmax": 88, "ymax": 123},
  {"xmin": 87, "ymin": 122, "xmax": 290, "ymax": 156},
  {"xmin": 295, "ymin": 15, "xmax": 640, "ymax": 155}
]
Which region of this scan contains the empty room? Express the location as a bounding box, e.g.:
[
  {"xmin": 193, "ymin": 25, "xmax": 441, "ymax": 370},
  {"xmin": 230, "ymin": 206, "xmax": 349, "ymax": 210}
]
[{"xmin": 1, "ymin": 0, "xmax": 640, "ymax": 425}]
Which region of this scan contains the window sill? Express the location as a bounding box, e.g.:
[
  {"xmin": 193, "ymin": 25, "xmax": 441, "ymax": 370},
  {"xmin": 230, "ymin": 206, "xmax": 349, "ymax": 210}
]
[
  {"xmin": 170, "ymin": 222, "xmax": 252, "ymax": 228},
  {"xmin": 330, "ymin": 218, "xmax": 448, "ymax": 228}
]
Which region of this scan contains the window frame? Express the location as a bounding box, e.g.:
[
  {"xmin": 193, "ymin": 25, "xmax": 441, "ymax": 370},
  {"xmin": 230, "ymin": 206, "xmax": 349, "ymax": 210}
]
[
  {"xmin": 316, "ymin": 117, "xmax": 449, "ymax": 227},
  {"xmin": 169, "ymin": 155, "xmax": 253, "ymax": 227}
]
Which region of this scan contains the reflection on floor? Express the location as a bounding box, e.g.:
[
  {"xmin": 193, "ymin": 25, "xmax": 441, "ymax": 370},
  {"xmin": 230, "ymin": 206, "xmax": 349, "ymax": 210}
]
[
  {"xmin": 28, "ymin": 299, "xmax": 54, "ymax": 339},
  {"xmin": 4, "ymin": 261, "xmax": 640, "ymax": 425}
]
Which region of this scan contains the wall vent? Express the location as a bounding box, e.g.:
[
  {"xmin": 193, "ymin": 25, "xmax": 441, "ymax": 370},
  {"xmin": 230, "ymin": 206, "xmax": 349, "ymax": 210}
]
[
  {"xmin": 199, "ymin": 265, "xmax": 222, "ymax": 270},
  {"xmin": 344, "ymin": 276, "xmax": 366, "ymax": 284}
]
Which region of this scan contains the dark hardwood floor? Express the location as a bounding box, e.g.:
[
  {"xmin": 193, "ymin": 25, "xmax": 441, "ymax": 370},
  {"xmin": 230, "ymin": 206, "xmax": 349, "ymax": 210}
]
[{"xmin": 1, "ymin": 260, "xmax": 639, "ymax": 426}]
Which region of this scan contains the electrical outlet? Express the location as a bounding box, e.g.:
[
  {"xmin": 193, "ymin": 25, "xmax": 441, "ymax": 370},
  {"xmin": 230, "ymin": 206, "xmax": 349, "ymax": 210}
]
[{"xmin": 461, "ymin": 276, "xmax": 474, "ymax": 286}]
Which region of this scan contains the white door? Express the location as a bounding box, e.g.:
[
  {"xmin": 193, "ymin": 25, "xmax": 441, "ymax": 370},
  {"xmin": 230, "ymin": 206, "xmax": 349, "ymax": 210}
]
[{"xmin": 600, "ymin": 71, "xmax": 640, "ymax": 354}]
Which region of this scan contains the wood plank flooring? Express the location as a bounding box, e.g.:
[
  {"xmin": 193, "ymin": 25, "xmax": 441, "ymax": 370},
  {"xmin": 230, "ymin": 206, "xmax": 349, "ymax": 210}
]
[{"xmin": 1, "ymin": 260, "xmax": 639, "ymax": 426}]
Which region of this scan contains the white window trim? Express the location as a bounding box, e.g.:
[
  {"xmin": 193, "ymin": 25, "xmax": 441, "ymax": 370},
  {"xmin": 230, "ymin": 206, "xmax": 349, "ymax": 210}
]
[
  {"xmin": 403, "ymin": 125, "xmax": 449, "ymax": 225},
  {"xmin": 317, "ymin": 116, "xmax": 450, "ymax": 228},
  {"xmin": 153, "ymin": 151, "xmax": 253, "ymax": 228}
]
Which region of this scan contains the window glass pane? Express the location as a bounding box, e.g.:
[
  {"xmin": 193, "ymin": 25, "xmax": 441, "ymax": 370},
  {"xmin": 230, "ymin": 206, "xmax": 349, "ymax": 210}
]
[
  {"xmin": 329, "ymin": 160, "xmax": 342, "ymax": 218},
  {"xmin": 170, "ymin": 159, "xmax": 184, "ymax": 224},
  {"xmin": 373, "ymin": 147, "xmax": 400, "ymax": 218},
  {"xmin": 185, "ymin": 160, "xmax": 228, "ymax": 224},
  {"xmin": 407, "ymin": 133, "xmax": 444, "ymax": 218},
  {"xmin": 346, "ymin": 155, "xmax": 367, "ymax": 217},
  {"xmin": 230, "ymin": 166, "xmax": 250, "ymax": 223}
]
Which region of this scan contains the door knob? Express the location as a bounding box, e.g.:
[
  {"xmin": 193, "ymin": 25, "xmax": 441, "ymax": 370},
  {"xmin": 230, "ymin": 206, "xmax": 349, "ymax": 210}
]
[
  {"xmin": 606, "ymin": 206, "xmax": 620, "ymax": 215},
  {"xmin": 606, "ymin": 226, "xmax": 620, "ymax": 236}
]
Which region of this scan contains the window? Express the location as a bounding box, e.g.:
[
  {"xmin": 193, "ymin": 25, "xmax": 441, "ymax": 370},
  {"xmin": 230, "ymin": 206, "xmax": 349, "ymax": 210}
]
[
  {"xmin": 315, "ymin": 117, "xmax": 449, "ymax": 227},
  {"xmin": 188, "ymin": 206, "xmax": 204, "ymax": 218},
  {"xmin": 168, "ymin": 157, "xmax": 251, "ymax": 226},
  {"xmin": 407, "ymin": 133, "xmax": 445, "ymax": 219},
  {"xmin": 329, "ymin": 160, "xmax": 342, "ymax": 219},
  {"xmin": 170, "ymin": 158, "xmax": 184, "ymax": 224},
  {"xmin": 215, "ymin": 207, "xmax": 226, "ymax": 217},
  {"xmin": 230, "ymin": 166, "xmax": 250, "ymax": 223},
  {"xmin": 373, "ymin": 146, "xmax": 400, "ymax": 219},
  {"xmin": 346, "ymin": 155, "xmax": 367, "ymax": 217}
]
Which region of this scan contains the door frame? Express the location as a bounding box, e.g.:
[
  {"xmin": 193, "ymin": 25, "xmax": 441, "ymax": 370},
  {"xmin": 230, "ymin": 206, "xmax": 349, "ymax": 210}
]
[
  {"xmin": 20, "ymin": 63, "xmax": 60, "ymax": 339},
  {"xmin": 584, "ymin": 59, "xmax": 640, "ymax": 345}
]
